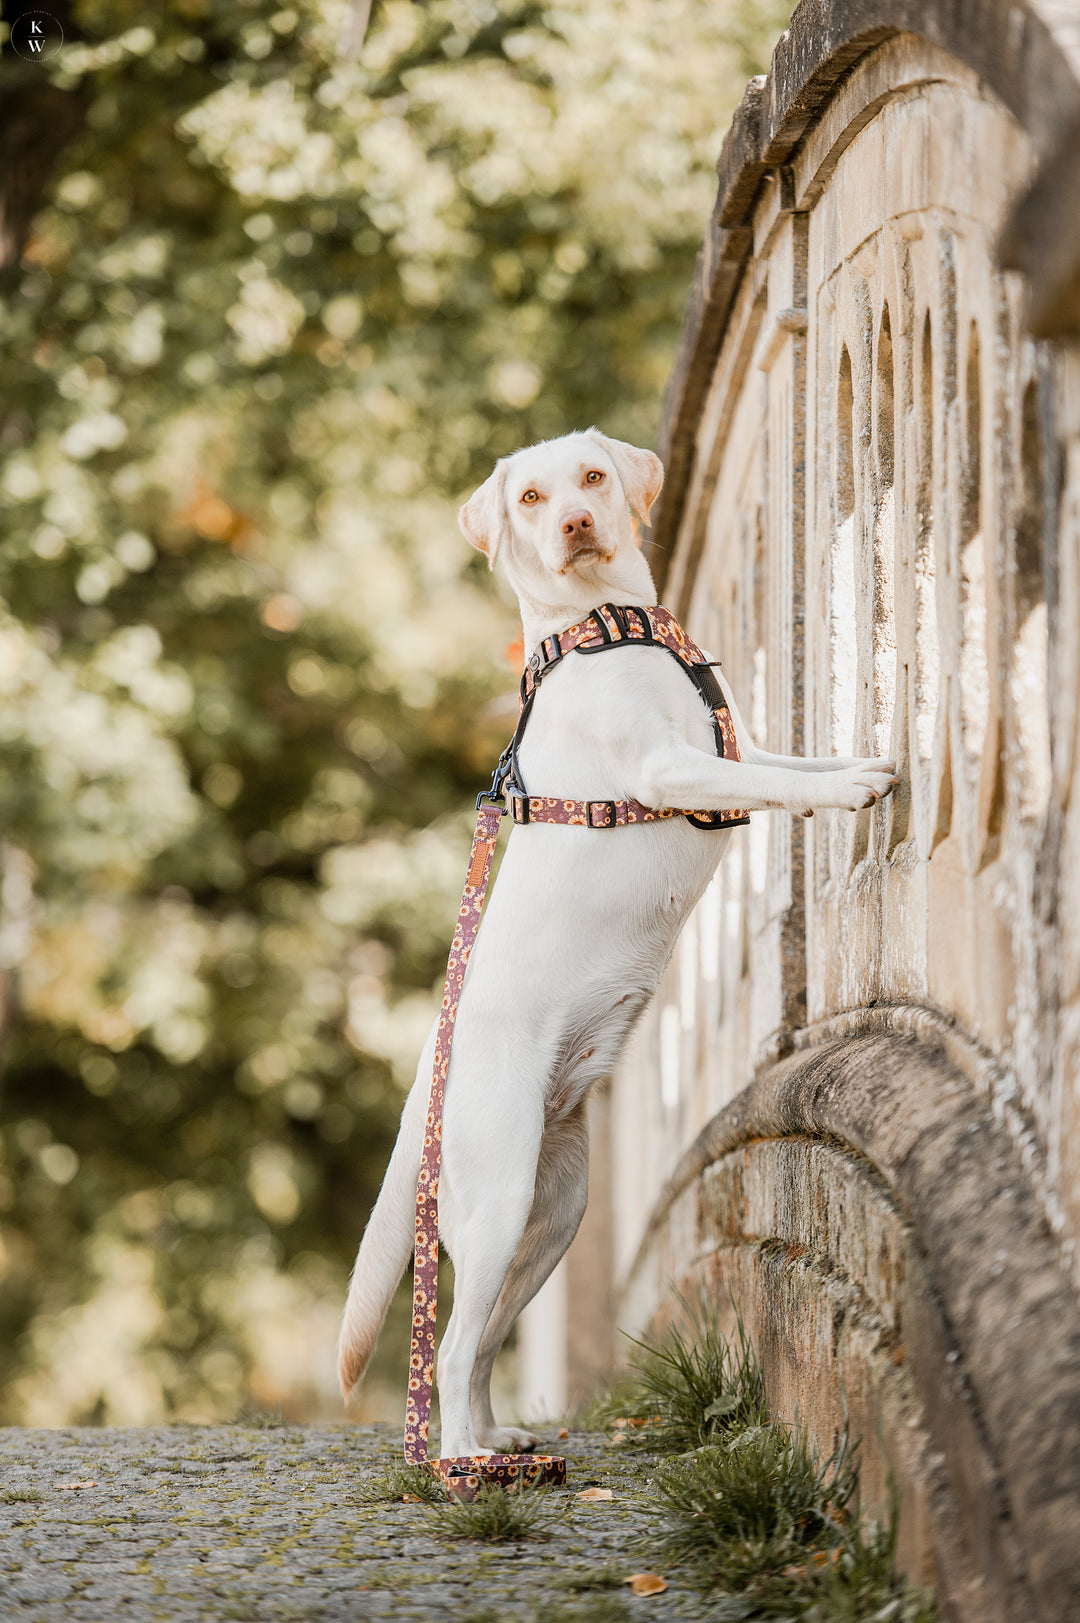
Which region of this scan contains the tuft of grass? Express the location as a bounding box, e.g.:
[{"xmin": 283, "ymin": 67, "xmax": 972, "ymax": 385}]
[
  {"xmin": 533, "ymin": 1600, "xmax": 629, "ymax": 1623},
  {"xmin": 435, "ymin": 1480, "xmax": 563, "ymax": 1543},
  {"xmin": 654, "ymin": 1427, "xmax": 938, "ymax": 1619},
  {"xmin": 359, "ymin": 1461, "xmax": 446, "ymax": 1506},
  {"xmin": 552, "ymin": 1565, "xmax": 624, "ymax": 1593},
  {"xmin": 234, "ymin": 1405, "xmax": 288, "ymax": 1430},
  {"xmin": 1, "ymin": 1488, "xmax": 44, "ymax": 1504},
  {"xmin": 577, "ymin": 1293, "xmax": 938, "ymax": 1620},
  {"xmin": 459, "ymin": 1597, "xmax": 629, "ymax": 1623},
  {"xmin": 571, "ymin": 1373, "xmax": 644, "ymax": 1433},
  {"xmin": 652, "ymin": 1421, "xmax": 857, "ymax": 1592},
  {"xmin": 595, "ymin": 1295, "xmax": 767, "ymax": 1454},
  {"xmin": 802, "ymin": 1513, "xmax": 939, "ymax": 1622}
]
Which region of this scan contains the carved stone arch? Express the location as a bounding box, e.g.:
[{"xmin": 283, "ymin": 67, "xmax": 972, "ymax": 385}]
[{"xmin": 624, "ymin": 1008, "xmax": 1080, "ymax": 1623}]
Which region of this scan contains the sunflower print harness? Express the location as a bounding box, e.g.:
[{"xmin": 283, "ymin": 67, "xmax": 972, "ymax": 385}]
[{"xmin": 406, "ymin": 602, "xmax": 749, "ymax": 1499}]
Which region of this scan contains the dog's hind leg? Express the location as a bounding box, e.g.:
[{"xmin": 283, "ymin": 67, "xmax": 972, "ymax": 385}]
[
  {"xmin": 435, "ymin": 1086, "xmax": 546, "ymax": 1459},
  {"xmin": 469, "ymin": 1101, "xmax": 590, "ymax": 1452}
]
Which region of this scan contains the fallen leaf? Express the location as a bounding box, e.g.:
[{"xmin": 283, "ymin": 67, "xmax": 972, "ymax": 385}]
[
  {"xmin": 783, "ymin": 1549, "xmax": 841, "ymax": 1580},
  {"xmin": 558, "ymin": 1428, "xmax": 569, "ymax": 1440},
  {"xmin": 577, "ymin": 1487, "xmax": 613, "ymax": 1501},
  {"xmin": 54, "ymin": 1481, "xmax": 97, "ymax": 1491},
  {"xmin": 624, "ymin": 1573, "xmax": 667, "ymax": 1596}
]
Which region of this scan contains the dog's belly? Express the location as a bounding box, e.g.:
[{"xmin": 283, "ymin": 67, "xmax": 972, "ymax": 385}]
[
  {"xmin": 445, "ymin": 818, "xmax": 728, "ymax": 1126},
  {"xmin": 539, "ymin": 984, "xmax": 652, "ymax": 1125}
]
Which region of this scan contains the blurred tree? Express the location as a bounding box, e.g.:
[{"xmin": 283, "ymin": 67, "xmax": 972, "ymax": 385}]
[{"xmin": 0, "ymin": 0, "xmax": 792, "ymax": 1424}]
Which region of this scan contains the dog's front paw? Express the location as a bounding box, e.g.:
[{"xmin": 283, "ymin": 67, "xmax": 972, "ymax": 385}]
[
  {"xmin": 478, "ymin": 1426, "xmax": 538, "ymax": 1454},
  {"xmin": 833, "ymin": 766, "xmax": 900, "ymax": 811}
]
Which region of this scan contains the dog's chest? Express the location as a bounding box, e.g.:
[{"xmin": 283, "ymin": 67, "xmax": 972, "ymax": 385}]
[
  {"xmin": 514, "ymin": 643, "xmax": 716, "ymax": 803},
  {"xmin": 459, "ymin": 642, "xmax": 731, "ymax": 1118}
]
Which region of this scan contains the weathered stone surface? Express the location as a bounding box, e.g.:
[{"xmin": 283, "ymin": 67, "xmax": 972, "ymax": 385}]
[
  {"xmin": 649, "ymin": 0, "xmax": 1080, "ymax": 564},
  {"xmin": 999, "ymin": 122, "xmax": 1080, "ymax": 337},
  {"xmin": 0, "ymin": 1424, "xmax": 686, "ymax": 1621},
  {"xmin": 540, "ymin": 5, "xmax": 1080, "ymax": 1619}
]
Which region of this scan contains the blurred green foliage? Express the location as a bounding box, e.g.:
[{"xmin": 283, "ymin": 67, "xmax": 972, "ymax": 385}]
[{"xmin": 0, "ymin": 0, "xmax": 791, "ymax": 1424}]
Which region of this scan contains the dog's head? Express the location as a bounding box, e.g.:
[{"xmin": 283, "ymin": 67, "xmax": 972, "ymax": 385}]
[{"xmin": 458, "ymin": 430, "xmax": 663, "ymax": 611}]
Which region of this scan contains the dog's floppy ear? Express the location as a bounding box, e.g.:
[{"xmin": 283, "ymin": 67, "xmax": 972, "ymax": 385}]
[
  {"xmin": 587, "ymin": 430, "xmax": 664, "ymax": 524},
  {"xmin": 458, "ymin": 462, "xmax": 509, "ymax": 570}
]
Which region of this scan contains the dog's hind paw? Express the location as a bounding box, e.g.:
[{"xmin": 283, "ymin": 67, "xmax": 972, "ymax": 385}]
[{"xmin": 480, "ymin": 1426, "xmax": 538, "ymax": 1454}]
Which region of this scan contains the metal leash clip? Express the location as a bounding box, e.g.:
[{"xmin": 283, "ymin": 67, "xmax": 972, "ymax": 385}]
[{"xmin": 476, "ymin": 746, "xmax": 513, "ymax": 813}]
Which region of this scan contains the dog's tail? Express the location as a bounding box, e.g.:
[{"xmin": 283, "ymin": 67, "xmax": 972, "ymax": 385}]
[{"xmin": 337, "ymin": 1078, "xmax": 427, "ymax": 1402}]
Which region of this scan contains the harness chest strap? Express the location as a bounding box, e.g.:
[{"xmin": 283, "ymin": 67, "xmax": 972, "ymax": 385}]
[{"xmin": 506, "ymin": 602, "xmax": 749, "ymax": 830}]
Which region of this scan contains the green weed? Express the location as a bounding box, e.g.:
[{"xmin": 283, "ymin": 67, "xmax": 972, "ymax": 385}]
[
  {"xmin": 532, "ymin": 1600, "xmax": 629, "ymax": 1623},
  {"xmin": 652, "ymin": 1421, "xmax": 856, "ymax": 1591},
  {"xmin": 653, "ymin": 1425, "xmax": 938, "ymax": 1619},
  {"xmin": 595, "ymin": 1295, "xmax": 767, "ymax": 1454},
  {"xmin": 802, "ymin": 1515, "xmax": 939, "ymax": 1622},
  {"xmin": 234, "ymin": 1405, "xmax": 288, "ymax": 1430},
  {"xmin": 0, "ymin": 1488, "xmax": 44, "ymax": 1504},
  {"xmin": 359, "ymin": 1460, "xmax": 446, "ymax": 1505},
  {"xmin": 552, "ymin": 1565, "xmax": 624, "ymax": 1593},
  {"xmin": 570, "ymin": 1374, "xmax": 644, "ymax": 1433},
  {"xmin": 435, "ymin": 1480, "xmax": 563, "ymax": 1542}
]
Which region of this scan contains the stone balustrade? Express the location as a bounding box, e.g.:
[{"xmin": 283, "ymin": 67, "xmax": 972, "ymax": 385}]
[{"xmin": 522, "ymin": 6, "xmax": 1080, "ymax": 1620}]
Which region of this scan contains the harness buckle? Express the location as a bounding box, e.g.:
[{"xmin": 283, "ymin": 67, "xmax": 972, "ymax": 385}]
[
  {"xmin": 527, "ymin": 633, "xmax": 562, "ymax": 687},
  {"xmin": 509, "ymin": 793, "xmax": 531, "ymax": 825},
  {"xmin": 588, "ymin": 800, "xmax": 618, "ymax": 829},
  {"xmin": 689, "ymin": 660, "xmax": 728, "ymax": 713}
]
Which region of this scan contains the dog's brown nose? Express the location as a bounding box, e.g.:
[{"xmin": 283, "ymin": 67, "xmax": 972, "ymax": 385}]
[{"xmin": 561, "ymin": 509, "xmax": 594, "ymax": 547}]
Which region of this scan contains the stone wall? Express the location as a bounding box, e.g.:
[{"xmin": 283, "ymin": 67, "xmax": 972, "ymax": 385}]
[{"xmin": 520, "ymin": 6, "xmax": 1080, "ymax": 1621}]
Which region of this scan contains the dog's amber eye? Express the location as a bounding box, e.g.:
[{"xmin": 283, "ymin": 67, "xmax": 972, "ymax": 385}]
[
  {"xmin": 520, "ymin": 489, "xmax": 540, "ymax": 504},
  {"xmin": 585, "ymin": 470, "xmax": 605, "ymax": 484}
]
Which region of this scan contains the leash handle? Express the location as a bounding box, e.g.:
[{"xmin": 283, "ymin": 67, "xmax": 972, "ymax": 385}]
[{"xmin": 405, "ymin": 802, "xmax": 503, "ymax": 1465}]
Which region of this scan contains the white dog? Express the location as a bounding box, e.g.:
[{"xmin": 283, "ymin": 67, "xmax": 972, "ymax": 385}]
[{"xmin": 338, "ymin": 430, "xmax": 897, "ymax": 1457}]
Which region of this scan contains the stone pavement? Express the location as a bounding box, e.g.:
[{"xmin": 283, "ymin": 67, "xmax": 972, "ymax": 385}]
[{"xmin": 0, "ymin": 1424, "xmax": 703, "ymax": 1621}]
